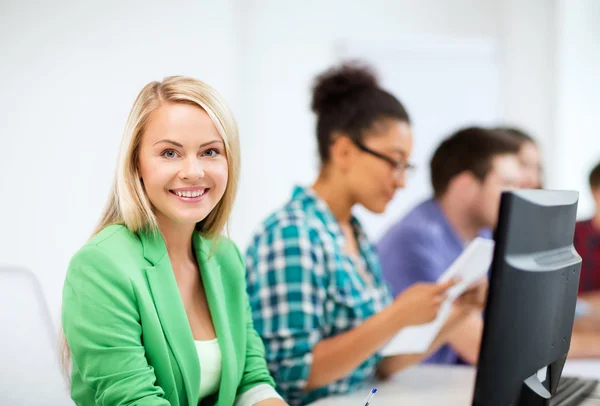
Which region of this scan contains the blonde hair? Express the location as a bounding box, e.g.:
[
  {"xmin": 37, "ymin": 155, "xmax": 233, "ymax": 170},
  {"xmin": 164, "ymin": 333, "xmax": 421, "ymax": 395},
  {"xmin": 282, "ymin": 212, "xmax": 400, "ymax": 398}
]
[
  {"xmin": 95, "ymin": 75, "xmax": 240, "ymax": 237},
  {"xmin": 60, "ymin": 75, "xmax": 240, "ymax": 378}
]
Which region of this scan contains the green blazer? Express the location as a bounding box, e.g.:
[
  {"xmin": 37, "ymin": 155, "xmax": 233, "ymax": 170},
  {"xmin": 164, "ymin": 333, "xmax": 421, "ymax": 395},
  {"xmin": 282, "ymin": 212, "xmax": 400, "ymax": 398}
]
[{"xmin": 62, "ymin": 225, "xmax": 275, "ymax": 406}]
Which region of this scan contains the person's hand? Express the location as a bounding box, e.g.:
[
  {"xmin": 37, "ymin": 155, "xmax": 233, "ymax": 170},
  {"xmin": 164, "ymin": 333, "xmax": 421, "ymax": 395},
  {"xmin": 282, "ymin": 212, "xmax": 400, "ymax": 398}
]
[
  {"xmin": 573, "ymin": 315, "xmax": 600, "ymax": 333},
  {"xmin": 391, "ymin": 279, "xmax": 458, "ymax": 327},
  {"xmin": 456, "ymin": 279, "xmax": 488, "ymax": 310}
]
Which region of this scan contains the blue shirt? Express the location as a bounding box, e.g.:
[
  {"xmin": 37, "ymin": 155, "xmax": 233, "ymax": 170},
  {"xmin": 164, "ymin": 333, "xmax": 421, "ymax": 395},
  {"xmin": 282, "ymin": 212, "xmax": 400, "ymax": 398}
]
[
  {"xmin": 245, "ymin": 186, "xmax": 392, "ymax": 406},
  {"xmin": 377, "ymin": 198, "xmax": 490, "ymax": 365}
]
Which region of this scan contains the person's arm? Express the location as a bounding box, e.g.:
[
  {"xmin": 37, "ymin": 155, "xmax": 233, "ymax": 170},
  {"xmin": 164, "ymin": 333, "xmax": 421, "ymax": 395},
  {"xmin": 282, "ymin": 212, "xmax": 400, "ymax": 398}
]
[
  {"xmin": 440, "ymin": 279, "xmax": 488, "ymax": 365},
  {"xmin": 245, "ymin": 224, "xmax": 453, "ymax": 397},
  {"xmin": 376, "ymin": 280, "xmax": 488, "ymax": 377},
  {"xmin": 568, "ymin": 331, "xmax": 600, "ymax": 358},
  {"xmin": 443, "ymin": 312, "xmax": 483, "ymax": 364},
  {"xmin": 573, "ymin": 311, "xmax": 600, "ymax": 333},
  {"xmin": 254, "ymin": 400, "xmax": 288, "ymax": 406},
  {"xmin": 62, "ymin": 246, "xmax": 170, "ymax": 405},
  {"xmin": 305, "ymin": 284, "xmax": 448, "ymax": 390},
  {"xmin": 236, "ymin": 384, "xmax": 286, "ymax": 406},
  {"xmin": 445, "ymin": 280, "xmax": 488, "ymax": 364},
  {"xmin": 376, "ymin": 305, "xmax": 473, "ymax": 378},
  {"xmin": 305, "ymin": 277, "xmax": 461, "ymax": 388},
  {"xmin": 574, "ymin": 294, "xmax": 600, "ymax": 333},
  {"xmin": 380, "ymin": 228, "xmax": 489, "ymax": 365},
  {"xmin": 579, "ymin": 291, "xmax": 600, "ymax": 309}
]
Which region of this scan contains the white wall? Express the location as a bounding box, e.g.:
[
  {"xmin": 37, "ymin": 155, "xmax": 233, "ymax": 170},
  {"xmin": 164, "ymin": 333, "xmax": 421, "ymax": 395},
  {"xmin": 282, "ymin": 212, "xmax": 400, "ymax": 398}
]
[
  {"xmin": 500, "ymin": 0, "xmax": 557, "ymax": 183},
  {"xmin": 233, "ymin": 0, "xmax": 558, "ymax": 244},
  {"xmin": 338, "ymin": 39, "xmax": 503, "ymax": 238},
  {"xmin": 554, "ymin": 0, "xmax": 600, "ymax": 218},
  {"xmin": 0, "ymin": 0, "xmax": 596, "ymax": 325},
  {"xmin": 0, "ymin": 0, "xmax": 239, "ymax": 322}
]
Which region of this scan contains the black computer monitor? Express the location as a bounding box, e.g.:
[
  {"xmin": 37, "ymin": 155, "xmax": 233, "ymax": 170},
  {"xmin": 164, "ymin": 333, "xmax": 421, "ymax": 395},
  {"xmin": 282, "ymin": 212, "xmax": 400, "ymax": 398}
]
[{"xmin": 472, "ymin": 189, "xmax": 582, "ymax": 406}]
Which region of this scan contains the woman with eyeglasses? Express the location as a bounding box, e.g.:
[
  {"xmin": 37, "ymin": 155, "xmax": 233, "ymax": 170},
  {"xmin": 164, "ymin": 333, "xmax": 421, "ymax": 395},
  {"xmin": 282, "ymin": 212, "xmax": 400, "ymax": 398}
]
[{"xmin": 244, "ymin": 62, "xmax": 487, "ymax": 405}]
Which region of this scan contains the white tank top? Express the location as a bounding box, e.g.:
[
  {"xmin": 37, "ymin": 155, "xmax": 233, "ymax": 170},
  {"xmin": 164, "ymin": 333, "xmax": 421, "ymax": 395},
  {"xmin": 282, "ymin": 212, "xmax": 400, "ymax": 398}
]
[{"xmin": 194, "ymin": 338, "xmax": 222, "ymax": 400}]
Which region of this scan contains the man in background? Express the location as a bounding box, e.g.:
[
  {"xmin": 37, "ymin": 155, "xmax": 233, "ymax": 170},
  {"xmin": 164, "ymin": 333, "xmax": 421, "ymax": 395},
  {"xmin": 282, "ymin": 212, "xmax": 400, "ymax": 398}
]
[
  {"xmin": 379, "ymin": 129, "xmax": 600, "ymax": 362},
  {"xmin": 573, "ymin": 161, "xmax": 600, "ymax": 332},
  {"xmin": 377, "ymin": 127, "xmax": 521, "ymax": 365},
  {"xmin": 495, "ymin": 126, "xmax": 543, "ymax": 189}
]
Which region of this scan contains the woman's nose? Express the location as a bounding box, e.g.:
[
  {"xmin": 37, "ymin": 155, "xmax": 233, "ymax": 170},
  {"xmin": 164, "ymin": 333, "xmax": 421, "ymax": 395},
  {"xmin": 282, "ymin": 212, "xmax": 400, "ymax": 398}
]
[{"xmin": 179, "ymin": 157, "xmax": 205, "ymax": 180}]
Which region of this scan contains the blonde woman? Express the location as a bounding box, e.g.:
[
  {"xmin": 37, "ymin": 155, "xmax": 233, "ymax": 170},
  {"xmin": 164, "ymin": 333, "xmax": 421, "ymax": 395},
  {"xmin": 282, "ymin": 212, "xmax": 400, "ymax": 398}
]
[{"xmin": 61, "ymin": 77, "xmax": 287, "ymax": 406}]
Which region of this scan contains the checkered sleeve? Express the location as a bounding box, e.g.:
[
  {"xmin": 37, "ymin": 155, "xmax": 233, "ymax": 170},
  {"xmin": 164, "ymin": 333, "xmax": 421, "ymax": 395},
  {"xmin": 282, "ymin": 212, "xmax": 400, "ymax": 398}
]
[{"xmin": 245, "ymin": 222, "xmax": 326, "ymax": 400}]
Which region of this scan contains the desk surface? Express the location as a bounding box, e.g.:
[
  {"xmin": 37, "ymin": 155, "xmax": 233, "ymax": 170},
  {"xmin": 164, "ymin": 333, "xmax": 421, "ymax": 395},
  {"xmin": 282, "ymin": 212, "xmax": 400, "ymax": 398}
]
[
  {"xmin": 308, "ymin": 360, "xmax": 600, "ymax": 406},
  {"xmin": 563, "ymin": 359, "xmax": 600, "ymax": 380},
  {"xmin": 309, "ymin": 365, "xmax": 475, "ymax": 406}
]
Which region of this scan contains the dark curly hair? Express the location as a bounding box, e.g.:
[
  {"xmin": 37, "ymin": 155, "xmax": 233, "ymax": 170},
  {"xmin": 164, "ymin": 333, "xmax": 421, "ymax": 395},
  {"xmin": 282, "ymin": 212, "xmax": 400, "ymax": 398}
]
[{"xmin": 311, "ymin": 61, "xmax": 410, "ymax": 164}]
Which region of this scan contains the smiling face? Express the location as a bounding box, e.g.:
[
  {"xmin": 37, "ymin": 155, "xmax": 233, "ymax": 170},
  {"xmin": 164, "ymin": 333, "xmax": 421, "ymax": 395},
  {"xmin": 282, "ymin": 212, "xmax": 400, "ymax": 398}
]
[{"xmin": 137, "ymin": 101, "xmax": 228, "ymax": 229}]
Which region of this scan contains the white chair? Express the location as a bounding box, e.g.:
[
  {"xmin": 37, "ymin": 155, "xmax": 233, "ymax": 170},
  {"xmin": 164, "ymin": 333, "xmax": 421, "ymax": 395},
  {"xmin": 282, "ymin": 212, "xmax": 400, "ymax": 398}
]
[{"xmin": 0, "ymin": 266, "xmax": 73, "ymax": 405}]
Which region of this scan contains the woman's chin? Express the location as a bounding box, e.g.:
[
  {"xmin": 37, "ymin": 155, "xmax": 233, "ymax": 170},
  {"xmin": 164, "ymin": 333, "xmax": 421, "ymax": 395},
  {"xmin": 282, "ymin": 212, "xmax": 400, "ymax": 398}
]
[
  {"xmin": 161, "ymin": 210, "xmax": 212, "ymax": 228},
  {"xmin": 362, "ymin": 200, "xmax": 388, "ymax": 214}
]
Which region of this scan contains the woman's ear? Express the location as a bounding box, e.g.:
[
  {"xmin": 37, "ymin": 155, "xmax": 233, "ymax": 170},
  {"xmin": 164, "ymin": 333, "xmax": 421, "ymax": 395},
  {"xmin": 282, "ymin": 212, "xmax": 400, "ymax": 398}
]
[{"xmin": 329, "ymin": 132, "xmax": 354, "ymax": 172}]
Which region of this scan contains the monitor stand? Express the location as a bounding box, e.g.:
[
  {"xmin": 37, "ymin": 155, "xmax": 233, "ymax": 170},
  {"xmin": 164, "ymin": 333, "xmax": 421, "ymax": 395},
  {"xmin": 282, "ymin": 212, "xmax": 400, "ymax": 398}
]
[{"xmin": 518, "ymin": 357, "xmax": 567, "ymax": 406}]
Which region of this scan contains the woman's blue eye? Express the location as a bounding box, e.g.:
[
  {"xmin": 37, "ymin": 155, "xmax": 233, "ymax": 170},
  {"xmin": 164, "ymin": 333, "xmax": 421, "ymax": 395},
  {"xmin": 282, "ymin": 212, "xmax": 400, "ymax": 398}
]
[
  {"xmin": 161, "ymin": 149, "xmax": 179, "ymax": 159},
  {"xmin": 203, "ymin": 148, "xmax": 220, "ymax": 157}
]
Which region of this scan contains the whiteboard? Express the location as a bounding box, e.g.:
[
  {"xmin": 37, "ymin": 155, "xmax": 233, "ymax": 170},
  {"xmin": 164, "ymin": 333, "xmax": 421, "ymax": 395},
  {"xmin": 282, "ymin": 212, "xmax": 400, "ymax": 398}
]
[{"xmin": 336, "ymin": 39, "xmax": 503, "ymax": 240}]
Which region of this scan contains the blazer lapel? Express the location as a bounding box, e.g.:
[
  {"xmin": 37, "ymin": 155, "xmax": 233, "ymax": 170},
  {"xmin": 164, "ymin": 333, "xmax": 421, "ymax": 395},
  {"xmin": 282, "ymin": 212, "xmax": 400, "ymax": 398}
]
[
  {"xmin": 139, "ymin": 229, "xmax": 200, "ymax": 406},
  {"xmin": 194, "ymin": 234, "xmax": 236, "ymax": 406}
]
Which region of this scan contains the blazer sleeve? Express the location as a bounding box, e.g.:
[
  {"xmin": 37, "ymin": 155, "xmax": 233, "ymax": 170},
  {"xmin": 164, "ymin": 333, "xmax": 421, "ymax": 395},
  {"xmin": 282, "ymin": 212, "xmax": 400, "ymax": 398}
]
[
  {"xmin": 62, "ymin": 246, "xmax": 170, "ymax": 406},
  {"xmin": 230, "ymin": 243, "xmax": 278, "ymax": 399}
]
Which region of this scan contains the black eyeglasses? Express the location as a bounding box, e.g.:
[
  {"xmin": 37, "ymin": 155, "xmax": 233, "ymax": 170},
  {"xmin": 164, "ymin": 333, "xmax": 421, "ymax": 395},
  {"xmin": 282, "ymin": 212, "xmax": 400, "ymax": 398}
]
[{"xmin": 353, "ymin": 140, "xmax": 416, "ymax": 177}]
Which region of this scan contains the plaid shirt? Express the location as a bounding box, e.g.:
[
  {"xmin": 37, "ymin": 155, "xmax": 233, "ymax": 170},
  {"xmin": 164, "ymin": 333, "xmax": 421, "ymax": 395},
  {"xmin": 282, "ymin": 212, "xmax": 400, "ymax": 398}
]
[
  {"xmin": 245, "ymin": 186, "xmax": 392, "ymax": 406},
  {"xmin": 574, "ymin": 219, "xmax": 600, "ymax": 293}
]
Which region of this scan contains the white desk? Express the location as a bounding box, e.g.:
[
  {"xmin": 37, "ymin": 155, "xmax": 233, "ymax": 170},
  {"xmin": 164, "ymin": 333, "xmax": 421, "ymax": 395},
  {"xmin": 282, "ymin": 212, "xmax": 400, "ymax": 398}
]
[
  {"xmin": 563, "ymin": 359, "xmax": 600, "ymax": 380},
  {"xmin": 309, "ymin": 365, "xmax": 475, "ymax": 406},
  {"xmin": 308, "ymin": 361, "xmax": 600, "ymax": 406}
]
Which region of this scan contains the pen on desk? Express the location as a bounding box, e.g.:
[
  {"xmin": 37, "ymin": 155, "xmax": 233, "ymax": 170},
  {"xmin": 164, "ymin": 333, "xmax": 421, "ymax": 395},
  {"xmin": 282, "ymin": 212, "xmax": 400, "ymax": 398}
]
[{"xmin": 363, "ymin": 388, "xmax": 377, "ymax": 406}]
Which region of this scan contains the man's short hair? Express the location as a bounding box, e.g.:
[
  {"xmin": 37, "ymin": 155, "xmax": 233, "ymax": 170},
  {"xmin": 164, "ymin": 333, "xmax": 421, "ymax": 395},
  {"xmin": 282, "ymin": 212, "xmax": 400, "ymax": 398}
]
[
  {"xmin": 494, "ymin": 126, "xmax": 536, "ymax": 146},
  {"xmin": 430, "ymin": 126, "xmax": 521, "ymax": 198},
  {"xmin": 589, "ymin": 161, "xmax": 600, "ymax": 190}
]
